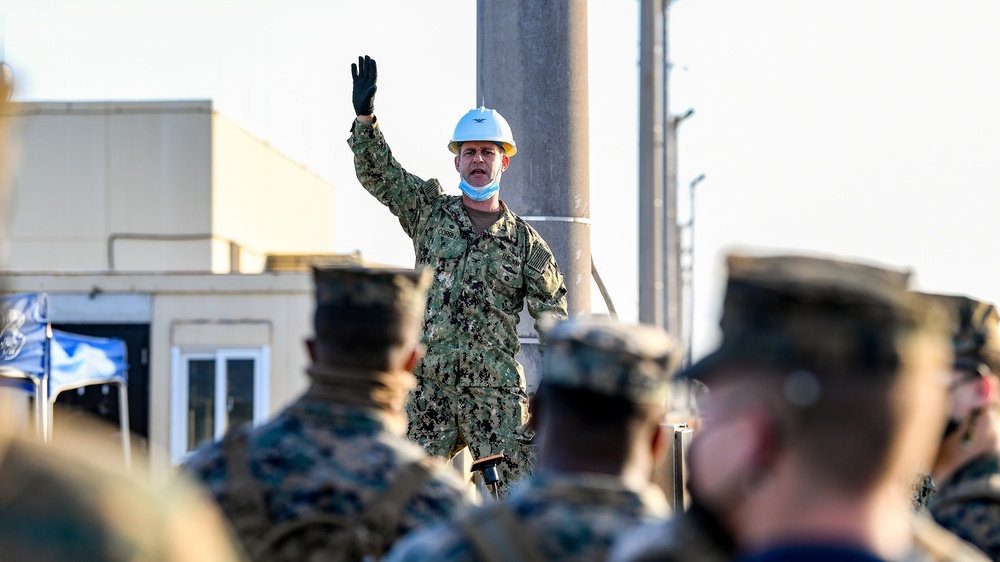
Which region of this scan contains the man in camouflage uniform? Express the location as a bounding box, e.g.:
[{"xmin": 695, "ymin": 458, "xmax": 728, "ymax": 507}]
[
  {"xmin": 347, "ymin": 55, "xmax": 568, "ymax": 490},
  {"xmin": 612, "ymin": 253, "xmax": 988, "ymax": 562},
  {"xmin": 923, "ymin": 294, "xmax": 1000, "ymax": 560},
  {"xmin": 183, "ymin": 265, "xmax": 473, "ymax": 560},
  {"xmin": 383, "ymin": 317, "xmax": 679, "ymax": 562}
]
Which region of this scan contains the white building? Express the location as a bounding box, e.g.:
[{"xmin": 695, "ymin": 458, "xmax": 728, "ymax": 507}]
[{"xmin": 2, "ymin": 100, "xmax": 345, "ymax": 473}]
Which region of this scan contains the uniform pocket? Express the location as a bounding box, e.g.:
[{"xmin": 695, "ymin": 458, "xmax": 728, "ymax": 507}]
[
  {"xmin": 486, "ymin": 256, "xmax": 524, "ymax": 315},
  {"xmin": 489, "ymin": 258, "xmax": 523, "ymax": 290}
]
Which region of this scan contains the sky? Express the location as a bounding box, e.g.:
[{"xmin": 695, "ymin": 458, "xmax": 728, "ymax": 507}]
[{"xmin": 3, "ymin": 1, "xmax": 1000, "ymax": 358}]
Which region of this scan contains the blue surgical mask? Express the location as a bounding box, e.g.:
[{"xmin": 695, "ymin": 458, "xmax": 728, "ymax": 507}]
[{"xmin": 459, "ymin": 176, "xmax": 500, "ymax": 202}]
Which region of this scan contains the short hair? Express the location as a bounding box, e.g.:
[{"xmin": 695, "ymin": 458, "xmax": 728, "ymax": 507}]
[
  {"xmin": 534, "ymin": 385, "xmax": 662, "ymax": 444},
  {"xmin": 711, "ymin": 336, "xmax": 935, "ymax": 495},
  {"xmin": 313, "ymin": 308, "xmax": 422, "ymax": 371}
]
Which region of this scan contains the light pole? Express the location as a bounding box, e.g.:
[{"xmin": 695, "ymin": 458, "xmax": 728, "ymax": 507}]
[
  {"xmin": 680, "ymin": 173, "xmax": 705, "ymax": 366},
  {"xmin": 664, "ymin": 106, "xmax": 693, "ymax": 341}
]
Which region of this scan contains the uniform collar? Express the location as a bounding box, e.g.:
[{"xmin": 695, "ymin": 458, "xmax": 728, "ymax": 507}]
[
  {"xmin": 446, "ymin": 196, "xmax": 519, "ymax": 240},
  {"xmin": 511, "ymin": 471, "xmax": 670, "ymax": 517}
]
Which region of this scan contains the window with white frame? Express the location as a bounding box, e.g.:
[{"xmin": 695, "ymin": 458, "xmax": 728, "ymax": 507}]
[{"xmin": 170, "ymin": 347, "xmax": 269, "ymax": 464}]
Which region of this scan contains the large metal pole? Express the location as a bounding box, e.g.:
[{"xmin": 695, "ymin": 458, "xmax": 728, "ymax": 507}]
[
  {"xmin": 477, "ymin": 0, "xmax": 591, "ymax": 390},
  {"xmin": 639, "ymin": 0, "xmax": 665, "ymax": 329},
  {"xmin": 663, "ymin": 1, "xmax": 682, "ymax": 340}
]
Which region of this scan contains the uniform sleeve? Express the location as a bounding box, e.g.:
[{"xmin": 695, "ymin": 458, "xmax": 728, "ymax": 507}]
[
  {"xmin": 348, "ymin": 120, "xmax": 444, "ymax": 239},
  {"xmin": 398, "ymin": 470, "xmax": 476, "ymax": 536},
  {"xmin": 383, "ymin": 522, "xmax": 475, "ymax": 562},
  {"xmin": 523, "ymin": 235, "xmax": 568, "ymax": 353},
  {"xmin": 930, "ymin": 501, "xmax": 1000, "ymax": 560}
]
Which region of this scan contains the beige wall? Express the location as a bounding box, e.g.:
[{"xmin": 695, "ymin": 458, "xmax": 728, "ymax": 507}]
[
  {"xmin": 1, "ymin": 100, "xmax": 338, "ymax": 474},
  {"xmin": 7, "ymin": 102, "xmax": 213, "ymax": 272},
  {"xmin": 150, "ymin": 287, "xmax": 313, "ymax": 472},
  {"xmin": 211, "ymin": 112, "xmax": 336, "ymax": 271},
  {"xmin": 5, "ymin": 101, "xmax": 336, "ymax": 274}
]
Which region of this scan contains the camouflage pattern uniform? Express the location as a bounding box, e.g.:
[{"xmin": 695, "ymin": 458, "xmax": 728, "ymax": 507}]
[
  {"xmin": 0, "ymin": 436, "xmax": 242, "ymax": 562},
  {"xmin": 608, "ymin": 505, "xmax": 734, "ymax": 562},
  {"xmin": 384, "ymin": 318, "xmax": 679, "ymax": 562},
  {"xmin": 349, "ymin": 120, "xmax": 568, "ymax": 487},
  {"xmin": 384, "ymin": 472, "xmax": 667, "ymax": 562},
  {"xmin": 921, "ymin": 295, "xmax": 1000, "ymax": 560},
  {"xmin": 184, "ymin": 400, "xmax": 473, "ymax": 557},
  {"xmin": 183, "ymin": 265, "xmax": 474, "ymax": 559},
  {"xmin": 927, "ymin": 452, "xmax": 1000, "ymax": 560}
]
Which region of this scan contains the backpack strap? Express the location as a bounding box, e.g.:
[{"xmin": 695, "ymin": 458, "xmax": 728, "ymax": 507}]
[
  {"xmin": 457, "ymin": 504, "xmax": 547, "ymax": 562},
  {"xmin": 359, "ymin": 457, "xmax": 437, "ymax": 556},
  {"xmin": 250, "ymin": 513, "xmax": 365, "ymax": 561},
  {"xmin": 929, "ymin": 474, "xmax": 1000, "ymax": 512},
  {"xmin": 221, "ymin": 425, "xmax": 273, "ymax": 547},
  {"xmin": 222, "ymin": 428, "xmax": 439, "ymax": 560},
  {"xmin": 908, "ymin": 510, "xmax": 989, "ymax": 562}
]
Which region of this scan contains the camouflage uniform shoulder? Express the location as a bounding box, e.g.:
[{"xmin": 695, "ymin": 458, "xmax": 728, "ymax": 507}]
[
  {"xmin": 504, "ymin": 210, "xmax": 563, "ymax": 281},
  {"xmin": 507, "ymin": 209, "xmax": 540, "ymax": 237},
  {"xmin": 508, "ymin": 211, "xmax": 550, "ymax": 250},
  {"xmin": 382, "ymin": 518, "xmax": 471, "ymax": 562},
  {"xmin": 608, "ymin": 509, "xmax": 733, "ymax": 562},
  {"xmin": 1, "ymin": 437, "xmax": 242, "ymax": 561},
  {"xmin": 187, "ymin": 401, "xmax": 472, "ymax": 547},
  {"xmin": 908, "ymin": 510, "xmax": 991, "ymax": 562}
]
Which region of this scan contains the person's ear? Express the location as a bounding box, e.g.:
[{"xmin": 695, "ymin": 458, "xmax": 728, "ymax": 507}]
[
  {"xmin": 500, "ymin": 154, "xmax": 510, "ymax": 172},
  {"xmin": 650, "ymin": 422, "xmax": 668, "ymax": 463},
  {"xmin": 455, "ymin": 155, "xmax": 460, "ymax": 172},
  {"xmin": 975, "ymin": 373, "xmax": 999, "ymax": 406},
  {"xmin": 403, "ymin": 344, "xmax": 424, "ymax": 373},
  {"xmin": 305, "ymin": 338, "xmax": 317, "ymax": 362},
  {"xmin": 528, "ymin": 393, "xmax": 542, "ymax": 432},
  {"xmin": 746, "ymin": 405, "xmax": 783, "ymax": 472}
]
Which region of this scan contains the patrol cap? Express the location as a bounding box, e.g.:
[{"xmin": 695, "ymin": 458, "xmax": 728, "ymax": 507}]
[
  {"xmin": 540, "ymin": 317, "xmax": 681, "ymax": 405},
  {"xmin": 923, "ymin": 293, "xmax": 1000, "ymax": 377},
  {"xmin": 312, "ymin": 265, "xmax": 431, "ymax": 333},
  {"xmin": 679, "ymin": 253, "xmax": 942, "ymax": 383}
]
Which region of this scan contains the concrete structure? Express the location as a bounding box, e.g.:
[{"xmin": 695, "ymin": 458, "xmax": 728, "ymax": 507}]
[
  {"xmin": 638, "ymin": 0, "xmax": 667, "ymax": 332},
  {"xmin": 476, "ymin": 0, "xmax": 591, "ymax": 316},
  {"xmin": 1, "ymin": 100, "xmax": 339, "ymax": 474},
  {"xmin": 477, "ymin": 0, "xmax": 591, "ymax": 388},
  {"xmin": 637, "ymin": 0, "xmax": 684, "ymax": 343},
  {"xmin": 6, "ymin": 100, "xmax": 335, "ymax": 273}
]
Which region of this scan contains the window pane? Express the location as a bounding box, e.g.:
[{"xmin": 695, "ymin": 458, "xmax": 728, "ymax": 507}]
[
  {"xmin": 187, "ymin": 359, "xmax": 215, "ymax": 453},
  {"xmin": 226, "ymin": 358, "xmax": 255, "ymax": 429}
]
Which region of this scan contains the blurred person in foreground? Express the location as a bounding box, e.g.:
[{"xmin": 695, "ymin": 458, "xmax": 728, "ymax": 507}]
[
  {"xmin": 348, "ymin": 55, "xmax": 568, "ymax": 492},
  {"xmin": 0, "ymin": 63, "xmax": 242, "ymax": 562},
  {"xmin": 383, "ymin": 317, "xmax": 680, "ymax": 562},
  {"xmin": 0, "ymin": 411, "xmax": 244, "ymax": 562},
  {"xmin": 183, "ymin": 265, "xmax": 473, "ymax": 560},
  {"xmin": 611, "ymin": 253, "xmax": 988, "ymax": 562},
  {"xmin": 922, "ymin": 294, "xmax": 1000, "ymax": 559}
]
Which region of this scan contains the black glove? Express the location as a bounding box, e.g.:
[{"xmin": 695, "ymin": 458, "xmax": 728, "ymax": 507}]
[{"xmin": 351, "ymin": 55, "xmax": 377, "ymax": 117}]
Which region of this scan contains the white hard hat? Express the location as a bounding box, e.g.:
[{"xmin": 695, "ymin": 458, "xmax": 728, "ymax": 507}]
[{"xmin": 448, "ymin": 106, "xmax": 517, "ymax": 157}]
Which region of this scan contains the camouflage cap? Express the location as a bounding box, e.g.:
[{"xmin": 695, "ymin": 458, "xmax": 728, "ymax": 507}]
[
  {"xmin": 679, "ymin": 253, "xmax": 945, "ymax": 383},
  {"xmin": 922, "ymin": 293, "xmax": 1000, "ymax": 376},
  {"xmin": 540, "ymin": 317, "xmax": 681, "ymax": 405},
  {"xmin": 312, "ymin": 264, "xmax": 432, "ymax": 326}
]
